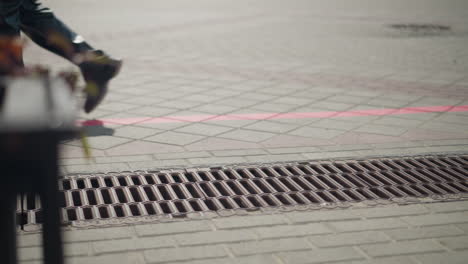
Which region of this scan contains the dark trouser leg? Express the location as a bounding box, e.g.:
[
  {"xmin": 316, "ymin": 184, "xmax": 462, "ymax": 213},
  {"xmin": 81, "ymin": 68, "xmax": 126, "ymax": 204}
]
[
  {"xmin": 0, "ymin": 0, "xmax": 24, "ymax": 73},
  {"xmin": 19, "ymin": 0, "xmax": 94, "ymax": 63},
  {"xmin": 0, "ymin": 0, "xmax": 23, "ymax": 108}
]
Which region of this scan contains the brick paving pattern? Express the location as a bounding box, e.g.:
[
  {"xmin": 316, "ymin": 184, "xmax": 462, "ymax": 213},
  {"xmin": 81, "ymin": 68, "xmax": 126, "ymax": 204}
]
[
  {"xmin": 18, "ymin": 201, "xmax": 468, "ymax": 264},
  {"xmin": 17, "ymin": 0, "xmax": 468, "ymax": 262}
]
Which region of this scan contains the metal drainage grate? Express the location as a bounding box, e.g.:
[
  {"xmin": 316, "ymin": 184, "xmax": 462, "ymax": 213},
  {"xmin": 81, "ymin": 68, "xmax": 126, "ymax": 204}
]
[{"xmin": 18, "ymin": 155, "xmax": 468, "ymax": 225}]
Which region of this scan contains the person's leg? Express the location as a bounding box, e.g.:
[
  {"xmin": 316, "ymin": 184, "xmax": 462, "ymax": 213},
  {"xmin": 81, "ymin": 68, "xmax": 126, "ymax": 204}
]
[
  {"xmin": 0, "ymin": 0, "xmax": 24, "ymax": 74},
  {"xmin": 18, "ymin": 0, "xmax": 122, "ymax": 113},
  {"xmin": 19, "ymin": 0, "xmax": 93, "ymax": 62}
]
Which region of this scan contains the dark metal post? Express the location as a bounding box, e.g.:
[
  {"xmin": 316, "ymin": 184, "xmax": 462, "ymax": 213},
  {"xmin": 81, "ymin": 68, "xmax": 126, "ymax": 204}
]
[
  {"xmin": 0, "ymin": 190, "xmax": 17, "ymax": 264},
  {"xmin": 39, "ymin": 136, "xmax": 64, "ymax": 264}
]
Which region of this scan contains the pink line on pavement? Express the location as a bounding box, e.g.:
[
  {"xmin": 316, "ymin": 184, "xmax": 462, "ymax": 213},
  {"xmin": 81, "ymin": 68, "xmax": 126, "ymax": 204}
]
[{"xmin": 78, "ymin": 105, "xmax": 468, "ymax": 127}]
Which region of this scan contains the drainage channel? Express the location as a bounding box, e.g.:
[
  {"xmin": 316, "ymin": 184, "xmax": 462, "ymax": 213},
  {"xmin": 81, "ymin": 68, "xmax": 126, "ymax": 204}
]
[{"xmin": 17, "ymin": 155, "xmax": 468, "ymax": 225}]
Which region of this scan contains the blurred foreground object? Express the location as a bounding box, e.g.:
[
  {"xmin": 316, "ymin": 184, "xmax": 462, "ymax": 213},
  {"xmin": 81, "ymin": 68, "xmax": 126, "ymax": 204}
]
[
  {"xmin": 0, "ymin": 70, "xmax": 78, "ymax": 264},
  {"xmin": 0, "ymin": 36, "xmax": 23, "ymax": 75},
  {"xmin": 0, "ymin": 0, "xmax": 122, "ymax": 112}
]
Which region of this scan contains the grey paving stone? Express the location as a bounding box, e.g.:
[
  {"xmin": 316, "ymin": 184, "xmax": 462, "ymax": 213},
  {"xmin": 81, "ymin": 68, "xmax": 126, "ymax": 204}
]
[
  {"xmin": 213, "ymin": 214, "xmax": 287, "ymax": 229},
  {"xmin": 272, "ymin": 96, "xmax": 313, "ymax": 106},
  {"xmin": 182, "ymin": 94, "xmax": 221, "ymax": 103},
  {"xmin": 346, "ymin": 256, "xmax": 417, "ymax": 264},
  {"xmin": 288, "ymin": 126, "xmax": 345, "ymax": 139},
  {"xmin": 215, "ymin": 97, "xmax": 259, "ymax": 108},
  {"xmin": 135, "ymin": 220, "xmax": 212, "ymax": 237},
  {"xmin": 65, "ymin": 163, "xmax": 132, "ymax": 174},
  {"xmin": 319, "ymin": 144, "xmax": 373, "ymax": 151},
  {"xmin": 254, "ymin": 223, "xmax": 332, "ymax": 239},
  {"xmin": 330, "ymin": 218, "xmax": 408, "ymax": 232},
  {"xmin": 154, "ymin": 151, "xmax": 212, "ymax": 160},
  {"xmin": 423, "ymin": 145, "xmax": 468, "ymax": 153},
  {"xmin": 144, "ymin": 245, "xmax": 227, "ymax": 263},
  {"xmin": 63, "ymin": 227, "xmax": 134, "ymax": 242},
  {"xmin": 303, "ymin": 151, "xmax": 375, "ymax": 160},
  {"xmin": 231, "ymin": 255, "xmax": 280, "ymax": 264},
  {"xmin": 157, "ymin": 98, "xmax": 202, "ymax": 110},
  {"xmin": 412, "ymin": 251, "xmax": 468, "ymax": 264},
  {"xmin": 437, "ymin": 236, "xmax": 468, "ymax": 250},
  {"xmin": 99, "ymin": 102, "xmax": 140, "ymax": 112},
  {"xmin": 365, "ymin": 98, "xmax": 409, "ymax": 108},
  {"xmin": 123, "ymin": 96, "xmax": 166, "ymax": 106},
  {"xmin": 353, "ymin": 124, "xmax": 407, "ymax": 136},
  {"xmin": 371, "ymin": 141, "xmax": 425, "ymax": 149},
  {"xmin": 421, "ymin": 139, "xmax": 468, "ymax": 146},
  {"xmin": 355, "ymin": 204, "xmax": 429, "ymax": 218},
  {"xmin": 420, "ymin": 122, "xmax": 468, "ymax": 134},
  {"xmin": 19, "ymin": 243, "xmax": 89, "ymax": 261},
  {"xmin": 18, "ymin": 247, "xmax": 42, "ymax": 261},
  {"xmin": 67, "ymin": 136, "xmax": 133, "ymax": 150},
  {"xmin": 206, "ymin": 119, "xmax": 258, "ymax": 128},
  {"xmin": 175, "ymin": 123, "xmax": 234, "ymax": 136},
  {"xmin": 18, "ymin": 233, "xmax": 41, "ymax": 248},
  {"xmin": 230, "ymin": 237, "xmax": 311, "ymax": 256},
  {"xmin": 385, "ymin": 226, "xmax": 464, "ymax": 241},
  {"xmin": 190, "ymin": 103, "xmax": 238, "ymax": 114},
  {"xmin": 432, "ymin": 113, "xmax": 468, "ymax": 124},
  {"xmin": 311, "ymin": 119, "xmax": 363, "ymax": 130},
  {"xmin": 424, "ymin": 201, "xmax": 468, "ymax": 213},
  {"xmin": 360, "ymin": 239, "xmax": 445, "ymax": 257},
  {"xmin": 278, "ymin": 247, "xmax": 364, "ymax": 264},
  {"xmin": 188, "ymin": 156, "xmax": 247, "ymax": 165},
  {"xmin": 288, "ymin": 210, "xmax": 361, "ymax": 223},
  {"xmin": 456, "ymin": 223, "xmax": 468, "ymax": 233},
  {"xmin": 309, "ymin": 101, "xmax": 355, "ymax": 111},
  {"xmin": 372, "ymin": 116, "xmax": 425, "ymax": 128},
  {"xmin": 292, "ymin": 91, "xmax": 332, "ymax": 100},
  {"xmin": 218, "ymin": 129, "xmax": 276, "ymax": 142},
  {"xmin": 308, "ymin": 231, "xmax": 390, "ymax": 248},
  {"xmin": 251, "ymin": 102, "xmax": 297, "ymax": 112},
  {"xmin": 128, "ymin": 159, "xmax": 189, "ymax": 170},
  {"xmin": 245, "ymin": 153, "xmax": 307, "ymax": 163},
  {"xmin": 244, "ymin": 121, "xmax": 299, "ymax": 133},
  {"xmin": 328, "ymin": 94, "xmax": 370, "ymax": 104},
  {"xmin": 237, "ymin": 92, "xmax": 278, "ymax": 101},
  {"xmin": 135, "ymin": 121, "xmax": 188, "ymax": 131},
  {"xmin": 345, "ymin": 90, "xmax": 383, "ymax": 98},
  {"xmin": 164, "ymin": 255, "xmax": 277, "ymax": 264},
  {"xmin": 266, "ymin": 146, "xmax": 321, "ymax": 154},
  {"xmin": 330, "ymin": 115, "xmax": 380, "ymax": 124},
  {"xmin": 60, "ymin": 158, "xmax": 95, "ymax": 166},
  {"xmin": 93, "ymin": 236, "xmax": 174, "ymax": 254},
  {"xmin": 113, "ymin": 126, "xmax": 160, "ymax": 139},
  {"xmin": 211, "ymin": 149, "xmax": 268, "ymax": 157},
  {"xmin": 18, "ymin": 260, "xmax": 42, "ymax": 264},
  {"xmin": 389, "ymin": 112, "xmax": 441, "ymax": 121},
  {"xmin": 409, "ymin": 97, "xmax": 464, "ymax": 106},
  {"xmin": 67, "ymin": 252, "xmax": 145, "ymax": 264},
  {"xmin": 127, "ymin": 106, "xmax": 179, "ymax": 116},
  {"xmin": 402, "ymin": 212, "xmax": 468, "ymax": 227},
  {"xmin": 166, "ymin": 110, "xmax": 213, "ymax": 120},
  {"xmin": 174, "ymin": 230, "xmax": 256, "ymax": 246},
  {"xmin": 94, "ymin": 155, "xmax": 153, "ymax": 164},
  {"xmin": 145, "ymin": 131, "xmax": 205, "ymax": 146}
]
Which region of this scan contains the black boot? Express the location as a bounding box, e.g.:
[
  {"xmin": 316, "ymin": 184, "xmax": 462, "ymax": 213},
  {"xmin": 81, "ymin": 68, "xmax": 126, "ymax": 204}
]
[{"xmin": 79, "ymin": 50, "xmax": 122, "ymax": 113}]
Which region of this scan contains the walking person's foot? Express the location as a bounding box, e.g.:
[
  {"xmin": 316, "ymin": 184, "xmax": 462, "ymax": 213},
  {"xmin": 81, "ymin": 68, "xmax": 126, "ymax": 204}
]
[{"xmin": 79, "ymin": 50, "xmax": 122, "ymax": 113}]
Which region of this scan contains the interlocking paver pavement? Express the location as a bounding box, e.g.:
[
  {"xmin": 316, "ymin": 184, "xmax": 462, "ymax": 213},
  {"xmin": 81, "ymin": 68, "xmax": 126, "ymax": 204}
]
[{"xmin": 17, "ymin": 0, "xmax": 468, "ymax": 263}]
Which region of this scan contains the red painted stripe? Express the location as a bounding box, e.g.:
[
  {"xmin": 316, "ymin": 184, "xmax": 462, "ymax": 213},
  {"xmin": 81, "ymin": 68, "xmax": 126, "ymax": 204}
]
[{"xmin": 79, "ymin": 105, "xmax": 468, "ymax": 126}]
